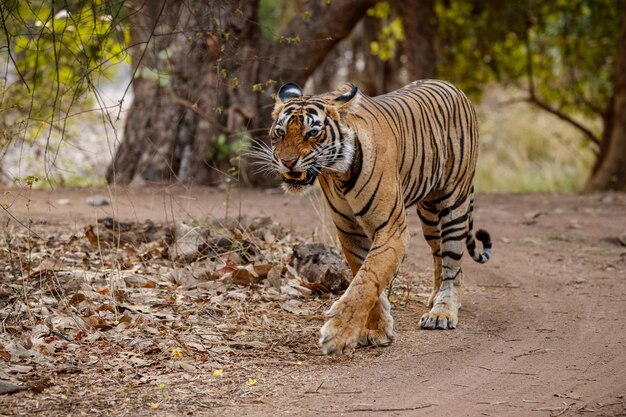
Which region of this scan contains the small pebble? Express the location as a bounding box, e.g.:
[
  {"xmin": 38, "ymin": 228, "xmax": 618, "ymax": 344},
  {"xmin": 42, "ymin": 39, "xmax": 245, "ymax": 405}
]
[{"xmin": 86, "ymin": 195, "xmax": 110, "ymax": 206}]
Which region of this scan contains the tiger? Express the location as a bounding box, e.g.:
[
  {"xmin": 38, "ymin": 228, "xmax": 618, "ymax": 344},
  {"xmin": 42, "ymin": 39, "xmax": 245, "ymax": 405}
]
[{"xmin": 255, "ymin": 79, "xmax": 492, "ymax": 355}]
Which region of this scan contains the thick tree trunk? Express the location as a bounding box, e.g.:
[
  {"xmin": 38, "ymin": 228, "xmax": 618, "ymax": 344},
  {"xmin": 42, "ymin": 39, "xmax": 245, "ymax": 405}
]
[
  {"xmin": 584, "ymin": 1, "xmax": 626, "ymax": 192},
  {"xmin": 107, "ymin": 0, "xmax": 257, "ymax": 185},
  {"xmin": 107, "ymin": 0, "xmax": 376, "ymax": 186}
]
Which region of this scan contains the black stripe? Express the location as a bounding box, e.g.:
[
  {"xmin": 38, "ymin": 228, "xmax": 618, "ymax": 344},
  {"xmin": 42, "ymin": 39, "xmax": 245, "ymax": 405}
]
[
  {"xmin": 336, "ymin": 225, "xmax": 369, "ymax": 239},
  {"xmin": 344, "ymin": 246, "xmax": 366, "ymax": 262},
  {"xmin": 341, "ymin": 137, "xmax": 362, "ymax": 194},
  {"xmin": 417, "ymin": 209, "xmax": 439, "ymax": 227},
  {"xmin": 441, "ymin": 226, "xmax": 466, "ymax": 238},
  {"xmin": 355, "ymin": 174, "xmax": 383, "ymax": 217},
  {"xmin": 374, "ymin": 192, "xmax": 401, "ymax": 233},
  {"xmin": 442, "ymin": 251, "xmax": 463, "ymax": 261},
  {"xmin": 441, "ymin": 213, "xmax": 469, "ymax": 229},
  {"xmin": 442, "ymin": 269, "xmax": 461, "ymax": 281}
]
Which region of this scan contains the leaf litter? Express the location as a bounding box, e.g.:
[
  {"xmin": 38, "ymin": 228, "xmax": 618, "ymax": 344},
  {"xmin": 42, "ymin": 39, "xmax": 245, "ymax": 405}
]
[{"xmin": 0, "ymin": 214, "xmax": 363, "ymax": 414}]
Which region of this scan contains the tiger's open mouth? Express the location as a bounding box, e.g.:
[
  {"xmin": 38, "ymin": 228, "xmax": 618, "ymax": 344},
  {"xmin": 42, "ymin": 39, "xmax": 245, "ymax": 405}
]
[{"xmin": 282, "ymin": 170, "xmax": 317, "ymax": 185}]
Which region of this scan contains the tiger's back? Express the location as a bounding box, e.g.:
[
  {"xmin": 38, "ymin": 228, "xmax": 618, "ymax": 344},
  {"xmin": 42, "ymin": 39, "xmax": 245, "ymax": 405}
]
[{"xmin": 352, "ymin": 79, "xmax": 479, "ymax": 207}]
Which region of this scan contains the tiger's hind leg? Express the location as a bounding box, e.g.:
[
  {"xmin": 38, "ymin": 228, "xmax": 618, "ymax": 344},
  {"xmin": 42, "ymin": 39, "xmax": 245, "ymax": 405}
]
[
  {"xmin": 416, "ymin": 202, "xmax": 443, "ymax": 308},
  {"xmin": 419, "ymin": 195, "xmax": 471, "ymax": 330}
]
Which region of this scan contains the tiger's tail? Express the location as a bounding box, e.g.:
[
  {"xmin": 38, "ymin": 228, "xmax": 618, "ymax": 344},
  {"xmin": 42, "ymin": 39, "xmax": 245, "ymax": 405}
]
[{"xmin": 465, "ymin": 190, "xmax": 492, "ymax": 264}]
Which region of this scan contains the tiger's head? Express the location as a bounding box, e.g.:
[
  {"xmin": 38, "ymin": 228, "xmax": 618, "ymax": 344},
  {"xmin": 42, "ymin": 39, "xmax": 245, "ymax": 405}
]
[{"xmin": 264, "ymin": 82, "xmax": 359, "ymax": 194}]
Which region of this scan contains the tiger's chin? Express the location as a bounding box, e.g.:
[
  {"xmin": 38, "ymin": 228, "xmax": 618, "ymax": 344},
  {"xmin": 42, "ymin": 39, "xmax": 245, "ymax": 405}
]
[{"xmin": 281, "ymin": 170, "xmax": 317, "ymax": 195}]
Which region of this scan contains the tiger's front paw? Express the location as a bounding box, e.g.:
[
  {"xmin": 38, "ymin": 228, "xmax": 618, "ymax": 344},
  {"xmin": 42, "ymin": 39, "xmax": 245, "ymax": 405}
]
[{"xmin": 319, "ymin": 301, "xmax": 364, "ymax": 355}]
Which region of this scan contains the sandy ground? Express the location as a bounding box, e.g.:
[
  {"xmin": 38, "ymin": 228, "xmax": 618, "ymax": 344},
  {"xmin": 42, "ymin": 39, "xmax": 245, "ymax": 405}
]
[{"xmin": 1, "ymin": 185, "xmax": 626, "ymax": 416}]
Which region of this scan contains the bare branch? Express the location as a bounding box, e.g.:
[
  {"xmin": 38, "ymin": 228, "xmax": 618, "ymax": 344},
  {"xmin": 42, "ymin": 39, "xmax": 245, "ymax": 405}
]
[
  {"xmin": 522, "ymin": 17, "xmax": 600, "ymax": 148},
  {"xmin": 526, "ymin": 95, "xmax": 600, "ymax": 146}
]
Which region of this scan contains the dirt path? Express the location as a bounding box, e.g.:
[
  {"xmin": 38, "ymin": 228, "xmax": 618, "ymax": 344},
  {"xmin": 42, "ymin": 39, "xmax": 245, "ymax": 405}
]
[{"xmin": 2, "ymin": 187, "xmax": 625, "ymax": 416}]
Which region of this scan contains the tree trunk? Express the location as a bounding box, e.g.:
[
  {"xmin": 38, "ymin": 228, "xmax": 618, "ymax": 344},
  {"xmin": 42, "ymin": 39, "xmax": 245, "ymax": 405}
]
[
  {"xmin": 107, "ymin": 0, "xmax": 376, "ymax": 186},
  {"xmin": 397, "ymin": 0, "xmax": 438, "ymax": 80},
  {"xmin": 308, "ymin": 0, "xmax": 439, "ymax": 97},
  {"xmin": 584, "ymin": 0, "xmax": 626, "ymax": 192},
  {"xmin": 107, "ymin": 0, "xmax": 257, "ymax": 185}
]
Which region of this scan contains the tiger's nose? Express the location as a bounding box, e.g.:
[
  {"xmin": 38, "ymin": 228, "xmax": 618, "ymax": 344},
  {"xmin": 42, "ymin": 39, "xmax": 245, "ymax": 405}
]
[{"xmin": 281, "ymin": 158, "xmax": 298, "ymax": 169}]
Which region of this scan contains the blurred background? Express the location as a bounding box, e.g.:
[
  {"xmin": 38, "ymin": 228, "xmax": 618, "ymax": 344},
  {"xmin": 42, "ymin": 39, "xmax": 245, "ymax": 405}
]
[{"xmin": 0, "ymin": 0, "xmax": 624, "ymax": 192}]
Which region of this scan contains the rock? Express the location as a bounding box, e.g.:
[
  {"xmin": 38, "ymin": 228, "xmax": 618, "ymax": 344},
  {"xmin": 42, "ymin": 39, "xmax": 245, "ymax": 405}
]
[
  {"xmin": 169, "ymin": 221, "xmax": 210, "ymax": 262},
  {"xmin": 0, "ymin": 381, "xmax": 26, "ymax": 395},
  {"xmin": 601, "ymin": 232, "xmax": 626, "ymax": 247},
  {"xmin": 85, "ymin": 195, "xmax": 110, "ymax": 206},
  {"xmin": 291, "ymin": 243, "xmax": 350, "ymax": 293}
]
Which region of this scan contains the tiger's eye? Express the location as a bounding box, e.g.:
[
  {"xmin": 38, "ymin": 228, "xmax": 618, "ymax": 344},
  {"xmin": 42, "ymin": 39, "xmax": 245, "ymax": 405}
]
[
  {"xmin": 274, "ymin": 127, "xmax": 285, "ymax": 138},
  {"xmin": 306, "ymin": 129, "xmax": 322, "ymax": 139}
]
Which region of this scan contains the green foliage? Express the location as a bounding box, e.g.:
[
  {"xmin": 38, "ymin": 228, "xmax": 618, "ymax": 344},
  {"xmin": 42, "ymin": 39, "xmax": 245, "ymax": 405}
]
[
  {"xmin": 252, "ymin": 79, "xmax": 276, "ymax": 93},
  {"xmin": 367, "ymin": 2, "xmax": 404, "ymax": 62},
  {"xmin": 211, "ymin": 132, "xmax": 248, "ymax": 163},
  {"xmin": 1, "ymin": 0, "xmax": 130, "ymax": 138},
  {"xmin": 258, "ymin": 0, "xmax": 299, "ymax": 39},
  {"xmin": 436, "ymin": 0, "xmax": 621, "ymax": 116}
]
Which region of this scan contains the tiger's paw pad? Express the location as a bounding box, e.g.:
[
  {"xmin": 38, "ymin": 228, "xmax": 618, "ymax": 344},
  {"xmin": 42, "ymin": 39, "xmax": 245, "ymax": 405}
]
[{"xmin": 419, "ymin": 311, "xmax": 458, "ymax": 330}]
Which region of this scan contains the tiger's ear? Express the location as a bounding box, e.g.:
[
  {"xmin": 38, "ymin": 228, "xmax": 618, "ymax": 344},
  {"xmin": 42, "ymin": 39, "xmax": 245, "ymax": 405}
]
[
  {"xmin": 277, "ymin": 83, "xmax": 303, "ymax": 102},
  {"xmin": 273, "ymin": 83, "xmax": 303, "ymax": 119},
  {"xmin": 333, "ymin": 83, "xmax": 358, "ymax": 104},
  {"xmin": 331, "ymin": 83, "xmax": 359, "ymax": 114}
]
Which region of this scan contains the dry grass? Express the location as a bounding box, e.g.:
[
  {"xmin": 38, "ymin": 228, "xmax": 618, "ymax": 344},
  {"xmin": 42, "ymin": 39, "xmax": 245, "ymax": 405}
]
[{"xmin": 474, "ymin": 88, "xmax": 596, "ymax": 193}]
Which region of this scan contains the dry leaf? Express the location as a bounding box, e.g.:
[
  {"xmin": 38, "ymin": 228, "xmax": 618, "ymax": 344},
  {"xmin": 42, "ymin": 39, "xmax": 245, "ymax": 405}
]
[
  {"xmin": 171, "ymin": 347, "xmax": 183, "ymax": 359},
  {"xmin": 216, "ymin": 259, "xmax": 237, "ymax": 276},
  {"xmin": 232, "ymin": 265, "xmax": 263, "ymax": 285}
]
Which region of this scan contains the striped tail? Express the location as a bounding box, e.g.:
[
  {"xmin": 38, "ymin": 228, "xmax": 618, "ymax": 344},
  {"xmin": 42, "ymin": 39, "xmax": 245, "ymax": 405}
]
[{"xmin": 467, "ymin": 228, "xmax": 492, "ymax": 263}]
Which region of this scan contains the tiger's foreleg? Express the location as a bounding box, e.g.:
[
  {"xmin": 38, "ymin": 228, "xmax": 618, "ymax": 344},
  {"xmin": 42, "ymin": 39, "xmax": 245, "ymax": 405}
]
[
  {"xmin": 320, "ymin": 217, "xmax": 408, "ymax": 355},
  {"xmin": 335, "ymin": 229, "xmax": 395, "ymax": 348},
  {"xmin": 419, "ymin": 197, "xmax": 471, "ymax": 330}
]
